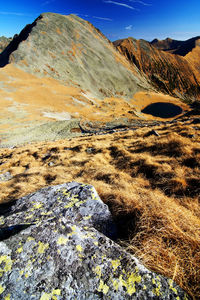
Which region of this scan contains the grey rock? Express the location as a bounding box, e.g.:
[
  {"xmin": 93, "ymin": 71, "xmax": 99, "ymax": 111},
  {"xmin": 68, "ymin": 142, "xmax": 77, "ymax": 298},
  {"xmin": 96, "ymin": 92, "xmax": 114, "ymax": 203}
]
[
  {"xmin": 0, "ymin": 171, "xmax": 12, "ymax": 182},
  {"xmin": 145, "ymin": 129, "xmax": 160, "ymax": 137},
  {"xmin": 191, "ymin": 118, "xmax": 200, "ymax": 124},
  {"xmin": 0, "ymin": 182, "xmax": 189, "ymax": 299},
  {"xmin": 85, "ymin": 147, "xmax": 96, "ymax": 154}
]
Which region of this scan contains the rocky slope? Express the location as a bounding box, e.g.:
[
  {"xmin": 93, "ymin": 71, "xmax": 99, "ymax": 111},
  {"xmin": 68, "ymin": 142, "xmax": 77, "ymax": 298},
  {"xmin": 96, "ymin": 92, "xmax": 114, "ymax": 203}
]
[
  {"xmin": 114, "ymin": 37, "xmax": 200, "ymax": 101},
  {"xmin": 0, "ymin": 13, "xmax": 150, "ymax": 99},
  {"xmin": 0, "ymin": 36, "xmax": 12, "ymax": 53}
]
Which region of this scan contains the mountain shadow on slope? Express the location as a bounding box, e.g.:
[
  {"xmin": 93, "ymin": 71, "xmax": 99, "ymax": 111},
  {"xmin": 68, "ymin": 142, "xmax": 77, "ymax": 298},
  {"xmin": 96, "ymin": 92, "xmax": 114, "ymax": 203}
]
[
  {"xmin": 151, "ymin": 36, "xmax": 200, "ymax": 56},
  {"xmin": 0, "ymin": 16, "xmax": 42, "ymax": 67}
]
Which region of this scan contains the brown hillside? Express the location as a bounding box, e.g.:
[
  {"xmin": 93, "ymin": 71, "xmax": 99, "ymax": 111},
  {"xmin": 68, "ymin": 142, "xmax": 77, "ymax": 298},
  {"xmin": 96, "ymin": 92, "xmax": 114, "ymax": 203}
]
[
  {"xmin": 185, "ymin": 39, "xmax": 200, "ymax": 77},
  {"xmin": 114, "ymin": 37, "xmax": 200, "ymax": 100}
]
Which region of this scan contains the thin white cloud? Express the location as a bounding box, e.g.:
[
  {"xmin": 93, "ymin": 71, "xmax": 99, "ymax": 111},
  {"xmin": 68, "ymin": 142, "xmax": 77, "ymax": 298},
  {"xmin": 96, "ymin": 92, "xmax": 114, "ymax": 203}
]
[
  {"xmin": 0, "ymin": 11, "xmax": 30, "ymax": 16},
  {"xmin": 103, "ymin": 1, "xmax": 138, "ymax": 10},
  {"xmin": 128, "ymin": 0, "xmax": 151, "ymax": 6},
  {"xmin": 93, "ymin": 16, "xmax": 113, "ymax": 21},
  {"xmin": 73, "ymin": 13, "xmax": 89, "ymax": 17},
  {"xmin": 41, "ymin": 0, "xmax": 56, "ymax": 6},
  {"xmin": 125, "ymin": 25, "xmax": 133, "ymax": 30},
  {"xmin": 71, "ymin": 13, "xmax": 112, "ymax": 21}
]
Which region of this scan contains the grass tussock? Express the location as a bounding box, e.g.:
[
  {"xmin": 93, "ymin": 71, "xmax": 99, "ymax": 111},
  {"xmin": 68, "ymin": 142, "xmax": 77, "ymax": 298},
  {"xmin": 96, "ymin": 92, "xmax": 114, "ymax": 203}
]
[{"xmin": 0, "ymin": 119, "xmax": 200, "ymax": 298}]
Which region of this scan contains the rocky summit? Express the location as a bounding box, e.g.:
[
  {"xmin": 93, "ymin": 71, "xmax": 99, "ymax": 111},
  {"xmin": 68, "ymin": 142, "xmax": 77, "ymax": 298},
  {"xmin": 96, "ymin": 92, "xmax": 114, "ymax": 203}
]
[
  {"xmin": 0, "ymin": 182, "xmax": 189, "ymax": 299},
  {"xmin": 0, "ymin": 13, "xmax": 149, "ymax": 99}
]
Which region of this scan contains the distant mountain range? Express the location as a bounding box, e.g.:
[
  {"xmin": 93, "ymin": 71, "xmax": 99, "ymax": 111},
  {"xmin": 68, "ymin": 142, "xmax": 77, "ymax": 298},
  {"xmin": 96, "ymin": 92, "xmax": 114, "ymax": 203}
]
[
  {"xmin": 0, "ymin": 13, "xmax": 200, "ymax": 101},
  {"xmin": 114, "ymin": 36, "xmax": 200, "ymax": 100},
  {"xmin": 151, "ymin": 36, "xmax": 200, "ymax": 56}
]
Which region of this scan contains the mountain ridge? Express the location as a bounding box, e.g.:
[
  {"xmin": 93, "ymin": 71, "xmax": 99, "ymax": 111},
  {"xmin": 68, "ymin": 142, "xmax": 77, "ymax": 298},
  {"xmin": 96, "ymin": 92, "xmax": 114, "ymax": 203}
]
[
  {"xmin": 114, "ymin": 37, "xmax": 200, "ymax": 100},
  {"xmin": 150, "ymin": 36, "xmax": 200, "ymax": 56},
  {"xmin": 0, "ymin": 12, "xmax": 150, "ymax": 99}
]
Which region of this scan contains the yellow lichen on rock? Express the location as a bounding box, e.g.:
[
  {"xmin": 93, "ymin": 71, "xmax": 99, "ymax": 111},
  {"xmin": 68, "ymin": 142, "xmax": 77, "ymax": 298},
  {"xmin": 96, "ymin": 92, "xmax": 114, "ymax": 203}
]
[
  {"xmin": 118, "ymin": 270, "xmax": 142, "ymax": 296},
  {"xmin": 76, "ymin": 245, "xmax": 83, "ymax": 252},
  {"xmin": 152, "ymin": 277, "xmax": 162, "ymax": 296},
  {"xmin": 0, "ymin": 285, "xmax": 5, "ymax": 294},
  {"xmin": 33, "ymin": 203, "xmax": 43, "ymax": 209},
  {"xmin": 52, "ymin": 289, "xmax": 61, "ymax": 295},
  {"xmin": 37, "ymin": 241, "xmax": 49, "ymax": 254},
  {"xmin": 40, "ymin": 293, "xmax": 51, "ymax": 300},
  {"xmin": 98, "ymin": 279, "xmax": 109, "ymax": 294},
  {"xmin": 111, "ymin": 259, "xmax": 120, "ymax": 271},
  {"xmin": 0, "ymin": 256, "xmax": 12, "ymax": 277},
  {"xmin": 112, "ymin": 279, "xmax": 119, "ymax": 291},
  {"xmin": 40, "ymin": 289, "xmax": 61, "ymax": 300},
  {"xmin": 57, "ymin": 236, "xmax": 68, "ymax": 245},
  {"xmin": 0, "ymin": 217, "xmax": 4, "ymax": 225},
  {"xmin": 94, "ymin": 265, "xmax": 102, "ymax": 278},
  {"xmin": 27, "ymin": 237, "xmax": 35, "ymax": 242},
  {"xmin": 169, "ymin": 279, "xmax": 178, "ymax": 294},
  {"xmin": 64, "ymin": 194, "xmax": 86, "ymax": 208}
]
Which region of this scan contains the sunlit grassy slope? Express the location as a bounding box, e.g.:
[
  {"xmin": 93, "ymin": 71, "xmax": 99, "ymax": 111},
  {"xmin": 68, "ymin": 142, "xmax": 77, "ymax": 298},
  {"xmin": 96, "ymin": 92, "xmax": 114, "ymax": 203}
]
[
  {"xmin": 0, "ymin": 118, "xmax": 199, "ymax": 298},
  {"xmin": 0, "ymin": 64, "xmax": 188, "ymax": 147}
]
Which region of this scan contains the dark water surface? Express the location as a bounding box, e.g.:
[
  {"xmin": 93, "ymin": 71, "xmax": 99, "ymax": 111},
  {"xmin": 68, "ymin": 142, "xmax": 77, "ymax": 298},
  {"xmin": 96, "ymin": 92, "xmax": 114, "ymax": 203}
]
[{"xmin": 142, "ymin": 102, "xmax": 183, "ymax": 118}]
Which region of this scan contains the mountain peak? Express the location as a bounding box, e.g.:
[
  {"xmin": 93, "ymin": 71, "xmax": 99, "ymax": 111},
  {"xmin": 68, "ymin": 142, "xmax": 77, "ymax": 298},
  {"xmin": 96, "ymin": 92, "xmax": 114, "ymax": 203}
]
[{"xmin": 0, "ymin": 13, "xmax": 149, "ymax": 99}]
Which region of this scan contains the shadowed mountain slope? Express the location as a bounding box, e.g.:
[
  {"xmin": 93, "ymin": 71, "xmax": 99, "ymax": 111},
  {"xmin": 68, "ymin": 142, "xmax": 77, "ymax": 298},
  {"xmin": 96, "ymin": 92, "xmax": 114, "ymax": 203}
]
[
  {"xmin": 151, "ymin": 36, "xmax": 200, "ymax": 56},
  {"xmin": 0, "ymin": 13, "xmax": 150, "ymax": 99},
  {"xmin": 114, "ymin": 37, "xmax": 200, "ymax": 101}
]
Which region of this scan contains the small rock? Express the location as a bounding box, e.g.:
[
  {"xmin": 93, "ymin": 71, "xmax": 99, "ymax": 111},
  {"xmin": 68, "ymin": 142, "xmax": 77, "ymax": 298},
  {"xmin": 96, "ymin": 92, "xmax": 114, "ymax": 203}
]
[
  {"xmin": 86, "ymin": 147, "xmax": 96, "ymax": 154},
  {"xmin": 42, "ymin": 153, "xmax": 51, "ymax": 161},
  {"xmin": 0, "ymin": 171, "xmax": 12, "ymax": 182},
  {"xmin": 145, "ymin": 129, "xmax": 160, "ymax": 137},
  {"xmin": 191, "ymin": 118, "xmax": 200, "ymax": 124}
]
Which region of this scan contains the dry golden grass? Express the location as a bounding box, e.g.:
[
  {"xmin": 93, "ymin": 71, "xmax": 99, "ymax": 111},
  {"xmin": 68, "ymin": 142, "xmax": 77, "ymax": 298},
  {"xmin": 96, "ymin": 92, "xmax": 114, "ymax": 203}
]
[
  {"xmin": 0, "ymin": 119, "xmax": 200, "ymax": 298},
  {"xmin": 0, "ymin": 65, "xmax": 189, "ymax": 143}
]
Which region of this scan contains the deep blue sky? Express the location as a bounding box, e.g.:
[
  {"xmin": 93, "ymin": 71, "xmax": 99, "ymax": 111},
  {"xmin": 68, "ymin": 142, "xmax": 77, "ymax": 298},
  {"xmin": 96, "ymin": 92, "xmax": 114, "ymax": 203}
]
[{"xmin": 0, "ymin": 0, "xmax": 200, "ymax": 41}]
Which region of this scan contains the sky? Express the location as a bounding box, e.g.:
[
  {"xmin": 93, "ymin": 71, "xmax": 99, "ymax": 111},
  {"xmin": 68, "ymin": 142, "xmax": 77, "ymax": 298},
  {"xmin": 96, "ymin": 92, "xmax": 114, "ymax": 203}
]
[{"xmin": 0, "ymin": 0, "xmax": 200, "ymax": 41}]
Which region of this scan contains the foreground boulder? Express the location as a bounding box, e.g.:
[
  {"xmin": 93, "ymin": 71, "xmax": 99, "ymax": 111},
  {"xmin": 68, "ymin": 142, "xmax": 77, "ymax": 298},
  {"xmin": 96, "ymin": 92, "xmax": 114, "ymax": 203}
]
[{"xmin": 0, "ymin": 182, "xmax": 189, "ymax": 299}]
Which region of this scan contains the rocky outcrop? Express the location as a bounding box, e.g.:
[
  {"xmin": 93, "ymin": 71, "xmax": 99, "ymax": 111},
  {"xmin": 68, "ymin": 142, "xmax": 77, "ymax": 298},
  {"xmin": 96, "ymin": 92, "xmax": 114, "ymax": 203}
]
[
  {"xmin": 114, "ymin": 37, "xmax": 200, "ymax": 100},
  {"xmin": 0, "ymin": 182, "xmax": 189, "ymax": 299},
  {"xmin": 0, "ymin": 13, "xmax": 150, "ymax": 99},
  {"xmin": 0, "ymin": 36, "xmax": 12, "ymax": 53}
]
